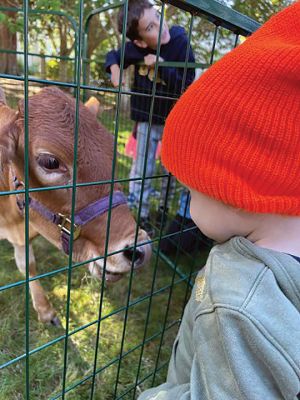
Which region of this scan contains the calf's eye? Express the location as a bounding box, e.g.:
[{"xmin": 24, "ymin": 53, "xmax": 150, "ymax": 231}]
[{"xmin": 37, "ymin": 154, "xmax": 60, "ymax": 170}]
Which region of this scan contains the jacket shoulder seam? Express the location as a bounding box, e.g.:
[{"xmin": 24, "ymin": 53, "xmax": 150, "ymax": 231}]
[{"xmin": 196, "ymin": 305, "xmax": 300, "ymax": 376}]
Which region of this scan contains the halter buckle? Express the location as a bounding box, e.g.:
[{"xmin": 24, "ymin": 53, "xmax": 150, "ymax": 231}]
[{"xmin": 58, "ymin": 214, "xmax": 81, "ymax": 240}]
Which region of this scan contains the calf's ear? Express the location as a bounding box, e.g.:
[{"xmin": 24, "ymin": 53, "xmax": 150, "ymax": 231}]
[
  {"xmin": 0, "ymin": 106, "xmax": 20, "ymax": 169},
  {"xmin": 84, "ymin": 96, "xmax": 101, "ymax": 117}
]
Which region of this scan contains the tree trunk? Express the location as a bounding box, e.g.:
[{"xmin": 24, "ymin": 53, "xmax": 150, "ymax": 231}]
[
  {"xmin": 40, "ymin": 56, "xmax": 46, "ymax": 80},
  {"xmin": 84, "ymin": 14, "xmax": 106, "ymax": 99},
  {"xmin": 0, "ymin": 10, "xmax": 18, "ymax": 74},
  {"xmin": 58, "ymin": 20, "xmax": 68, "ymax": 83}
]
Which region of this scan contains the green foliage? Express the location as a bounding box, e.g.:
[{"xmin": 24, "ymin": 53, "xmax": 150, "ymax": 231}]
[
  {"xmin": 34, "ymin": 0, "xmax": 63, "ymax": 10},
  {"xmin": 0, "ymin": 12, "xmax": 6, "ymax": 23},
  {"xmin": 46, "ymin": 59, "xmax": 60, "ymax": 78},
  {"xmin": 232, "ymin": 0, "xmax": 294, "ymax": 23},
  {"xmin": 0, "ymin": 13, "xmax": 23, "ymax": 34}
]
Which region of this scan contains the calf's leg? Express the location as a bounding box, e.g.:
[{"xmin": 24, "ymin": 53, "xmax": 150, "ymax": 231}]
[{"xmin": 13, "ymin": 243, "xmax": 59, "ymax": 325}]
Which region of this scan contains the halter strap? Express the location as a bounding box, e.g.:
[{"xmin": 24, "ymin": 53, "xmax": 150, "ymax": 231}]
[{"xmin": 14, "ymin": 177, "xmax": 127, "ymax": 255}]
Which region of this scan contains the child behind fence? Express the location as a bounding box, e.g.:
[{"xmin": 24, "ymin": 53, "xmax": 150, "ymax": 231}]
[{"xmin": 105, "ymin": 0, "xmax": 195, "ymax": 235}]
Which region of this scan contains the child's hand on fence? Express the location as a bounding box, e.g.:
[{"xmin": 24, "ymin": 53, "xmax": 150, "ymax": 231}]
[
  {"xmin": 144, "ymin": 54, "xmax": 164, "ymax": 67},
  {"xmin": 110, "ymin": 64, "xmax": 125, "ymax": 87}
]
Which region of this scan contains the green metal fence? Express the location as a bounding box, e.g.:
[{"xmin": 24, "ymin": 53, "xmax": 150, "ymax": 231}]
[{"xmin": 0, "ymin": 1, "xmax": 260, "ymax": 399}]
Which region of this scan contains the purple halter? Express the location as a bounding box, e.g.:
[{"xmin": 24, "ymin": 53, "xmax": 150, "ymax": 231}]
[{"xmin": 14, "ymin": 177, "xmax": 127, "ymax": 255}]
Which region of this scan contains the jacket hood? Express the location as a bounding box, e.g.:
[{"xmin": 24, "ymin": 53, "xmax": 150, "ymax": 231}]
[{"xmin": 231, "ymin": 237, "xmax": 300, "ymax": 312}]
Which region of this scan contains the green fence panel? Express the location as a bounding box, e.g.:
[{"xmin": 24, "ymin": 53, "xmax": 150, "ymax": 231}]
[{"xmin": 0, "ymin": 1, "xmax": 260, "ymax": 399}]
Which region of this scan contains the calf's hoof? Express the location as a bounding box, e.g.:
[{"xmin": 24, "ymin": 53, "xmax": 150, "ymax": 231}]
[{"xmin": 37, "ymin": 308, "xmax": 60, "ymax": 326}]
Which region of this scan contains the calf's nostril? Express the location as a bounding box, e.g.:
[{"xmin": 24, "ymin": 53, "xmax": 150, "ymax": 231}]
[{"xmin": 123, "ymin": 247, "xmax": 145, "ymax": 265}]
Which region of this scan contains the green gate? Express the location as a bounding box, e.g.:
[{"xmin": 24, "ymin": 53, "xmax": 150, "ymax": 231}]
[{"xmin": 0, "ymin": 1, "xmax": 259, "ymax": 399}]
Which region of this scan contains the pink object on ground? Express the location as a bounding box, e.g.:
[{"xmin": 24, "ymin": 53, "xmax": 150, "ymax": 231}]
[
  {"xmin": 125, "ymin": 133, "xmax": 137, "ymax": 159},
  {"xmin": 125, "ymin": 133, "xmax": 162, "ymax": 160}
]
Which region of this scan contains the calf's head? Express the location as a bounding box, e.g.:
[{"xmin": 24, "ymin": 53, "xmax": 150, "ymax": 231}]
[{"xmin": 0, "ymin": 87, "xmax": 151, "ymax": 281}]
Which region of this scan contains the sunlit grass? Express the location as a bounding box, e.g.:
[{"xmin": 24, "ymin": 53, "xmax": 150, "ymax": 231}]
[{"xmin": 0, "ymin": 232, "xmax": 209, "ymax": 399}]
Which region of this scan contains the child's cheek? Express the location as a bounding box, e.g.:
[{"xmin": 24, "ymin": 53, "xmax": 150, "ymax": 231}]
[{"xmin": 189, "ymin": 198, "xmax": 201, "ymax": 228}]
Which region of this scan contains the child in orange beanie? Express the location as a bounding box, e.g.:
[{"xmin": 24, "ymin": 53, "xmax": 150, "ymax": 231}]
[{"xmin": 139, "ymin": 2, "xmax": 300, "ymax": 399}]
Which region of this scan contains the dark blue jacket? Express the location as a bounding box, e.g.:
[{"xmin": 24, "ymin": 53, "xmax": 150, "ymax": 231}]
[{"xmin": 105, "ymin": 26, "xmax": 195, "ymax": 124}]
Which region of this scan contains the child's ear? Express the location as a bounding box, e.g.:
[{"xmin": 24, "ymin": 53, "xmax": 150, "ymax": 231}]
[{"xmin": 133, "ymin": 39, "xmax": 148, "ymax": 49}]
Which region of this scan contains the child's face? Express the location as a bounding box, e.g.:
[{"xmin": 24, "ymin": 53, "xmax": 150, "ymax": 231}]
[
  {"xmin": 134, "ymin": 7, "xmax": 170, "ymax": 50},
  {"xmin": 189, "ymin": 188, "xmax": 253, "ymax": 243}
]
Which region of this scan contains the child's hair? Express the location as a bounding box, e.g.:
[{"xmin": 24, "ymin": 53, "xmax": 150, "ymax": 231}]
[{"xmin": 118, "ymin": 0, "xmax": 153, "ymax": 41}]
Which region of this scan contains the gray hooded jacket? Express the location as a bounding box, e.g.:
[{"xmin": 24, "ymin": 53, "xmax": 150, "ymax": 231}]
[{"xmin": 139, "ymin": 237, "xmax": 300, "ymax": 400}]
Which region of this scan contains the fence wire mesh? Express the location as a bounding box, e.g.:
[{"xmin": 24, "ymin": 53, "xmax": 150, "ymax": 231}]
[{"xmin": 0, "ymin": 1, "xmax": 259, "ymax": 399}]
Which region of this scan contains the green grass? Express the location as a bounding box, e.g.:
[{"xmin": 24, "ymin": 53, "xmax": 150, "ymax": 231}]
[
  {"xmin": 0, "ymin": 234, "xmax": 209, "ymax": 399},
  {"xmin": 0, "ymin": 87, "xmax": 210, "ymax": 399}
]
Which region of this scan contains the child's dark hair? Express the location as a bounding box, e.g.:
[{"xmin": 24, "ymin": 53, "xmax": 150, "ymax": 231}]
[{"xmin": 118, "ymin": 0, "xmax": 153, "ymax": 41}]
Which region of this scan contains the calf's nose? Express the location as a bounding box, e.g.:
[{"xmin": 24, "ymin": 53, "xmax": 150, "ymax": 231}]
[{"xmin": 123, "ymin": 246, "xmax": 145, "ymax": 267}]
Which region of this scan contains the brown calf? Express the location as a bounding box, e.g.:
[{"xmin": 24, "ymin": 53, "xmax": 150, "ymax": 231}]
[{"xmin": 0, "ymin": 87, "xmax": 151, "ymax": 324}]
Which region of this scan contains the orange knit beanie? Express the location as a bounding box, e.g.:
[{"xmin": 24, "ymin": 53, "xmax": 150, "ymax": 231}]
[{"xmin": 161, "ymin": 2, "xmax": 300, "ymax": 215}]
